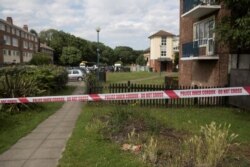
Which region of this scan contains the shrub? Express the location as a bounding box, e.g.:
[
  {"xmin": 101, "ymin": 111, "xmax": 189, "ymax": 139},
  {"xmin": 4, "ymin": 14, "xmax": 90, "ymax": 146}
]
[
  {"xmin": 29, "ymin": 52, "xmax": 53, "ymax": 65},
  {"xmin": 31, "ymin": 65, "xmax": 68, "ymax": 93},
  {"xmin": 174, "ymin": 122, "xmax": 238, "ymax": 167},
  {"xmin": 0, "ymin": 66, "xmax": 44, "ymax": 112},
  {"xmin": 0, "ymin": 65, "xmax": 68, "ymax": 112}
]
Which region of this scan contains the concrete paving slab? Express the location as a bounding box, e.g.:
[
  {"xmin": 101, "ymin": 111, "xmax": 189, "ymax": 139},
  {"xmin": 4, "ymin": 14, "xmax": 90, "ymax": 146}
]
[
  {"xmin": 20, "ymin": 132, "xmax": 49, "ymax": 140},
  {"xmin": 32, "ymin": 127, "xmax": 54, "ymax": 133},
  {"xmin": 11, "ymin": 139, "xmax": 43, "ymax": 149},
  {"xmin": 40, "ymin": 139, "xmax": 67, "ymax": 148},
  {"xmin": 22, "ymin": 159, "xmax": 58, "ymax": 167},
  {"xmin": 47, "ymin": 132, "xmax": 71, "ymax": 139},
  {"xmin": 0, "ymin": 160, "xmax": 25, "ymax": 167},
  {"xmin": 52, "ymin": 126, "xmax": 74, "ymax": 133},
  {"xmin": 30, "ymin": 148, "xmax": 63, "ymax": 159},
  {"xmin": 0, "ymin": 149, "xmax": 35, "ymax": 160},
  {"xmin": 0, "ymin": 82, "xmax": 85, "ymax": 167}
]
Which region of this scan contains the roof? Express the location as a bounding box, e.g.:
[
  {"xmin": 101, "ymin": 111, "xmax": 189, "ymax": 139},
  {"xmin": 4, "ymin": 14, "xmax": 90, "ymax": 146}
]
[
  {"xmin": 40, "ymin": 43, "xmax": 54, "ymax": 51},
  {"xmin": 149, "ymin": 30, "xmax": 175, "ymax": 39},
  {"xmin": 144, "ymin": 48, "xmax": 150, "ymax": 53},
  {"xmin": 0, "ymin": 19, "xmax": 35, "ymax": 35}
]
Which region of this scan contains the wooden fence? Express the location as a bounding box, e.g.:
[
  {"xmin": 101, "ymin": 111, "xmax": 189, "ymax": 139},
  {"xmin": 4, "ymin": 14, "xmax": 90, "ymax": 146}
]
[{"xmin": 87, "ymin": 81, "xmax": 227, "ymax": 107}]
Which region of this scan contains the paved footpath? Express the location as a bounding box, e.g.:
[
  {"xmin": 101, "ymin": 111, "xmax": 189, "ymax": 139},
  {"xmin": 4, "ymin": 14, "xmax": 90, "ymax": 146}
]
[{"xmin": 0, "ymin": 83, "xmax": 84, "ymax": 167}]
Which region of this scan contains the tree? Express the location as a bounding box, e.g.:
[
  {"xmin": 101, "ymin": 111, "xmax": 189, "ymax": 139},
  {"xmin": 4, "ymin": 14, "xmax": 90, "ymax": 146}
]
[
  {"xmin": 136, "ymin": 55, "xmax": 146, "ymax": 66},
  {"xmin": 216, "ymin": 0, "xmax": 250, "ymax": 51},
  {"xmin": 30, "ymin": 29, "xmax": 38, "ymax": 37},
  {"xmin": 60, "ymin": 46, "xmax": 82, "ymax": 66}
]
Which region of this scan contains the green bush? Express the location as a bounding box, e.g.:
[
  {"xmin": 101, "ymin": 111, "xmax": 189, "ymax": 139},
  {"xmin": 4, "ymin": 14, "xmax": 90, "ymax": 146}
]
[
  {"xmin": 0, "ymin": 65, "xmax": 68, "ymax": 112},
  {"xmin": 30, "ymin": 65, "xmax": 68, "ymax": 93},
  {"xmin": 29, "ymin": 52, "xmax": 53, "ymax": 65}
]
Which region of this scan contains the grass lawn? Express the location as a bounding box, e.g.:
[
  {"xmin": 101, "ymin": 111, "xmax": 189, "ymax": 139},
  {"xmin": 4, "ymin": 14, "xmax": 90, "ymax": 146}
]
[
  {"xmin": 0, "ymin": 85, "xmax": 76, "ymax": 154},
  {"xmin": 106, "ymin": 72, "xmax": 178, "ymax": 84},
  {"xmin": 59, "ymin": 104, "xmax": 250, "ymax": 166}
]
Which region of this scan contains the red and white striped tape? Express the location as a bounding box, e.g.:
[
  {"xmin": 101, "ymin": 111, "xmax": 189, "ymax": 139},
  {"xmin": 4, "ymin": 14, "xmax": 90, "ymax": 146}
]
[{"xmin": 0, "ymin": 86, "xmax": 249, "ymax": 104}]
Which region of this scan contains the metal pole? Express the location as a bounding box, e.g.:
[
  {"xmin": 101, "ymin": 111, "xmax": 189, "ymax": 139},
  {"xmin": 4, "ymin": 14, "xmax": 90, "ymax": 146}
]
[{"xmin": 96, "ymin": 27, "xmax": 100, "ymax": 81}]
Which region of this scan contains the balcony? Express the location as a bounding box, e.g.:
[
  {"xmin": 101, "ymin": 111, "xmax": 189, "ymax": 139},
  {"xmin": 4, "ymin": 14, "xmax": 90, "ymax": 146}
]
[
  {"xmin": 182, "ymin": 0, "xmax": 221, "ymax": 19},
  {"xmin": 181, "ymin": 41, "xmax": 219, "ymax": 60}
]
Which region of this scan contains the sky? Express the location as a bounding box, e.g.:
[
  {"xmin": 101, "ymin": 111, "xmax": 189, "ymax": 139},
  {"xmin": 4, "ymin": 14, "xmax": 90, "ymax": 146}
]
[{"xmin": 0, "ymin": 0, "xmax": 179, "ymax": 50}]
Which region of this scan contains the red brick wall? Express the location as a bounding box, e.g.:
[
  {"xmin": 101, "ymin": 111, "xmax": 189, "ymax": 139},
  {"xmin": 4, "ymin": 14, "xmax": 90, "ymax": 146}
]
[
  {"xmin": 149, "ymin": 59, "xmax": 173, "ymax": 72},
  {"xmin": 179, "ymin": 0, "xmax": 230, "ymax": 86}
]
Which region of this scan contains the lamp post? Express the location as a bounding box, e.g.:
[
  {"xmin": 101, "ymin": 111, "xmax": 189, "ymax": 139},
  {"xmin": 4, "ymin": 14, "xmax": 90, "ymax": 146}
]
[{"xmin": 96, "ymin": 27, "xmax": 101, "ymax": 81}]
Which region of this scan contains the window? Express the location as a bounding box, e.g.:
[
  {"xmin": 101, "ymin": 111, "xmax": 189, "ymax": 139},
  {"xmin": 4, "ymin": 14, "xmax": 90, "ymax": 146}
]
[
  {"xmin": 12, "ymin": 38, "xmax": 18, "ymax": 47},
  {"xmin": 23, "ymin": 41, "xmax": 28, "ymax": 49},
  {"xmin": 0, "ymin": 23, "xmax": 5, "ymax": 31},
  {"xmin": 16, "ymin": 29, "xmax": 20, "ymax": 36},
  {"xmin": 161, "ymin": 51, "xmax": 166, "ymax": 57},
  {"xmin": 3, "ymin": 49, "xmax": 7, "ymax": 56},
  {"xmin": 29, "ymin": 42, "xmax": 33, "ymax": 50},
  {"xmin": 4, "ymin": 35, "xmax": 11, "ymax": 45},
  {"xmin": 6, "ymin": 26, "xmax": 10, "ymax": 33},
  {"xmin": 21, "ymin": 32, "xmax": 24, "ymax": 38},
  {"xmin": 73, "ymin": 70, "xmax": 79, "ymax": 74},
  {"xmin": 193, "ymin": 17, "xmax": 215, "ymax": 46},
  {"xmin": 12, "ymin": 28, "xmax": 15, "ymax": 34},
  {"xmin": 161, "ymin": 37, "xmax": 166, "ymax": 45}
]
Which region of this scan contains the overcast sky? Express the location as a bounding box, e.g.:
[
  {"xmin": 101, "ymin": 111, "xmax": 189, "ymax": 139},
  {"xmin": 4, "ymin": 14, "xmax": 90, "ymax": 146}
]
[{"xmin": 0, "ymin": 0, "xmax": 179, "ymax": 50}]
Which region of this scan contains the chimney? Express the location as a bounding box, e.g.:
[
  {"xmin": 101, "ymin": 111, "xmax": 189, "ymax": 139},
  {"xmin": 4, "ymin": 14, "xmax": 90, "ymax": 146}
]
[
  {"xmin": 6, "ymin": 17, "xmax": 13, "ymax": 25},
  {"xmin": 23, "ymin": 25, "xmax": 28, "ymax": 31}
]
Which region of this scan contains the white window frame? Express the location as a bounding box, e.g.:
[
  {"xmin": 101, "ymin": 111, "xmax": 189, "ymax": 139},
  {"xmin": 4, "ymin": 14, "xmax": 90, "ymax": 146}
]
[
  {"xmin": 23, "ymin": 41, "xmax": 28, "ymax": 49},
  {"xmin": 12, "ymin": 28, "xmax": 15, "ymax": 34},
  {"xmin": 12, "ymin": 38, "xmax": 18, "ymax": 47},
  {"xmin": 161, "ymin": 50, "xmax": 166, "ymax": 57},
  {"xmin": 29, "ymin": 42, "xmax": 33, "ymax": 50},
  {"xmin": 16, "ymin": 29, "xmax": 20, "ymax": 36},
  {"xmin": 0, "ymin": 23, "xmax": 5, "ymax": 31},
  {"xmin": 193, "ymin": 16, "xmax": 215, "ymax": 47},
  {"xmin": 161, "ymin": 37, "xmax": 167, "ymax": 46},
  {"xmin": 4, "ymin": 35, "xmax": 11, "ymax": 45}
]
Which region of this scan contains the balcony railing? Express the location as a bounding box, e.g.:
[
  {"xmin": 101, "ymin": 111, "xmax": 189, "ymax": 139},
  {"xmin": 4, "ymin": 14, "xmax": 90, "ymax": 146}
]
[
  {"xmin": 183, "ymin": 0, "xmax": 217, "ymax": 13},
  {"xmin": 182, "ymin": 41, "xmax": 199, "ymax": 58},
  {"xmin": 182, "ymin": 0, "xmax": 220, "ymax": 18}
]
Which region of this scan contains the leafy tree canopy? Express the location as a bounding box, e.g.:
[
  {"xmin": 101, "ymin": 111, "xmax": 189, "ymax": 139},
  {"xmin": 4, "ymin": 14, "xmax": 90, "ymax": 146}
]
[
  {"xmin": 136, "ymin": 54, "xmax": 147, "ymax": 66},
  {"xmin": 60, "ymin": 46, "xmax": 82, "ymax": 66},
  {"xmin": 39, "ymin": 29, "xmax": 144, "ymax": 65},
  {"xmin": 216, "ymin": 0, "xmax": 250, "ymax": 51}
]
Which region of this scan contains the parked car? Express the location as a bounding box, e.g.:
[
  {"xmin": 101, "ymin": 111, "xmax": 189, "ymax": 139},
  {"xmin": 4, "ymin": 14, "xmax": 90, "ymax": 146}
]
[{"xmin": 67, "ymin": 69, "xmax": 86, "ymax": 81}]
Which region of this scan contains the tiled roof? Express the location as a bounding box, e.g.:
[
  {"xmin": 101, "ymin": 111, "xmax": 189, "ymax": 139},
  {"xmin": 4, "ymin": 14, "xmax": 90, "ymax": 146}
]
[
  {"xmin": 149, "ymin": 30, "xmax": 175, "ymax": 38},
  {"xmin": 40, "ymin": 43, "xmax": 54, "ymax": 51}
]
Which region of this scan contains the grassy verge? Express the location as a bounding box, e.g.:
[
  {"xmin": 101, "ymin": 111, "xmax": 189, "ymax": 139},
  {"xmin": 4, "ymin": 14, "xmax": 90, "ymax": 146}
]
[
  {"xmin": 59, "ymin": 104, "xmax": 250, "ymax": 166},
  {"xmin": 0, "ymin": 86, "xmax": 76, "ymax": 154},
  {"xmin": 106, "ymin": 72, "xmax": 157, "ymax": 84},
  {"xmin": 58, "ymin": 104, "xmax": 148, "ymax": 167}
]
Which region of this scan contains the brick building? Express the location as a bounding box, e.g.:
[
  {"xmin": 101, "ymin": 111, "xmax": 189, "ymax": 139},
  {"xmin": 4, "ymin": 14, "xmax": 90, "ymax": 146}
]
[
  {"xmin": 0, "ymin": 17, "xmax": 39, "ymax": 65},
  {"xmin": 39, "ymin": 43, "xmax": 54, "ymax": 62},
  {"xmin": 148, "ymin": 30, "xmax": 177, "ymax": 72},
  {"xmin": 179, "ymin": 0, "xmax": 230, "ymax": 86}
]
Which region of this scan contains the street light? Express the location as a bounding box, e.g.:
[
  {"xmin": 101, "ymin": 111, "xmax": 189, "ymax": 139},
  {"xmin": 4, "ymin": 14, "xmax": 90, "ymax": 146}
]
[{"xmin": 96, "ymin": 27, "xmax": 101, "ymax": 81}]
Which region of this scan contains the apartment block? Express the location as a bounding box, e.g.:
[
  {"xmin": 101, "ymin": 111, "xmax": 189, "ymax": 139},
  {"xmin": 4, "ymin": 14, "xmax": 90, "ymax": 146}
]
[
  {"xmin": 148, "ymin": 30, "xmax": 177, "ymax": 72},
  {"xmin": 0, "ymin": 17, "xmax": 39, "ymax": 65},
  {"xmin": 40, "ymin": 43, "xmax": 54, "ymax": 62},
  {"xmin": 179, "ymin": 0, "xmax": 230, "ymax": 86}
]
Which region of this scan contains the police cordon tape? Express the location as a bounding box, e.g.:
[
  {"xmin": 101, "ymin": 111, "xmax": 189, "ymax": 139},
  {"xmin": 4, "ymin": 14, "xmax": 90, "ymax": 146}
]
[{"xmin": 0, "ymin": 86, "xmax": 250, "ymax": 104}]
